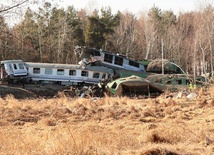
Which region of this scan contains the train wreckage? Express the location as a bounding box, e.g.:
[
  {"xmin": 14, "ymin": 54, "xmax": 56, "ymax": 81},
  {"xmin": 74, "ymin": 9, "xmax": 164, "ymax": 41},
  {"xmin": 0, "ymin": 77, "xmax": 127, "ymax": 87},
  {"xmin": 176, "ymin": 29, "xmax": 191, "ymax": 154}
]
[{"xmin": 0, "ymin": 47, "xmax": 207, "ymax": 98}]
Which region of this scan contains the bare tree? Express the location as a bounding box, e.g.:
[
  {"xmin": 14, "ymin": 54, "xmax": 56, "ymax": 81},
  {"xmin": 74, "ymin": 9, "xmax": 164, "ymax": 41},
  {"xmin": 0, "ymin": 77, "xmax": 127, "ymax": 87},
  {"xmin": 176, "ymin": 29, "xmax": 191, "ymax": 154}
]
[
  {"xmin": 112, "ymin": 11, "xmax": 140, "ymax": 58},
  {"xmin": 138, "ymin": 13, "xmax": 156, "ymax": 60},
  {"xmin": 194, "ymin": 4, "xmax": 214, "ymax": 77},
  {"xmin": 176, "ymin": 12, "xmax": 196, "ymax": 73}
]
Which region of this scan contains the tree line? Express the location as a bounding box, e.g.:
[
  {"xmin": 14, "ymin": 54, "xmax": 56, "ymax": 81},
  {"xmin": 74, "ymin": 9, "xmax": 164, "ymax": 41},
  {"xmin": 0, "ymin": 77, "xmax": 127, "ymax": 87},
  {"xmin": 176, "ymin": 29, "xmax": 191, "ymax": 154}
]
[{"xmin": 0, "ymin": 1, "xmax": 213, "ymax": 76}]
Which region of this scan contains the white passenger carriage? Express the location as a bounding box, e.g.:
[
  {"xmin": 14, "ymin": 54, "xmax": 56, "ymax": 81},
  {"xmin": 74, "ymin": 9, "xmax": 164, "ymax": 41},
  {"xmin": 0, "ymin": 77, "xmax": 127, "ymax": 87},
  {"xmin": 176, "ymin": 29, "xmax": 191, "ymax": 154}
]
[
  {"xmin": 25, "ymin": 62, "xmax": 113, "ymax": 85},
  {"xmin": 0, "ymin": 60, "xmax": 28, "ymax": 83},
  {"xmin": 78, "ymin": 48, "xmax": 145, "ymax": 72}
]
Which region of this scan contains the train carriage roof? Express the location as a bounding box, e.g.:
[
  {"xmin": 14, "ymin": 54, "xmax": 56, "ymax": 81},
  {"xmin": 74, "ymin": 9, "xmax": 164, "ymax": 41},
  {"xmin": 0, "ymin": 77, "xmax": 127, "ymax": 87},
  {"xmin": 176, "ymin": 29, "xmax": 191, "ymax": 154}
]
[
  {"xmin": 146, "ymin": 59, "xmax": 185, "ymax": 74},
  {"xmin": 25, "ymin": 62, "xmax": 82, "ymax": 69},
  {"xmin": 1, "ymin": 60, "xmax": 24, "ymax": 64}
]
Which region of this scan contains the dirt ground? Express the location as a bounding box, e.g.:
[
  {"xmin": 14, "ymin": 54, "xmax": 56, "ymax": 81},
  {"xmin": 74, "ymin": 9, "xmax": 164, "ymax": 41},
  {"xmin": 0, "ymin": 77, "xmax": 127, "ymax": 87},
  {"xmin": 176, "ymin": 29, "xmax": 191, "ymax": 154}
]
[{"xmin": 0, "ymin": 84, "xmax": 66, "ymax": 99}]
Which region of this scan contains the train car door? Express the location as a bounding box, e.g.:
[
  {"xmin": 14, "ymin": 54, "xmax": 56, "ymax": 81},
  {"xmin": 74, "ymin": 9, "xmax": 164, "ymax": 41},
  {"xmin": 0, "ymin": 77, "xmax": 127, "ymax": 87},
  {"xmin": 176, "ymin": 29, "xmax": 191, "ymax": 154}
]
[
  {"xmin": 8, "ymin": 64, "xmax": 14, "ymax": 75},
  {"xmin": 0, "ymin": 64, "xmax": 5, "ymax": 79}
]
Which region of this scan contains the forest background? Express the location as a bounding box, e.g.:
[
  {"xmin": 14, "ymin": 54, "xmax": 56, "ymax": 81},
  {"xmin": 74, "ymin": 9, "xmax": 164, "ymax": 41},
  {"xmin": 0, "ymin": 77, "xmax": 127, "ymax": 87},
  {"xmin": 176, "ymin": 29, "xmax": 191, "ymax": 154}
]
[{"xmin": 0, "ymin": 0, "xmax": 213, "ymax": 76}]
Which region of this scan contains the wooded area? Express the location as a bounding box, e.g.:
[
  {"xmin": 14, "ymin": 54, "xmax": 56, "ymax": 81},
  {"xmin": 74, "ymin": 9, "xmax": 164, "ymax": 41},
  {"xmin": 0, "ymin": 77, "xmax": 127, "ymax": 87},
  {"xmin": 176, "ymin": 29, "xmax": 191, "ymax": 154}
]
[{"xmin": 0, "ymin": 0, "xmax": 213, "ymax": 76}]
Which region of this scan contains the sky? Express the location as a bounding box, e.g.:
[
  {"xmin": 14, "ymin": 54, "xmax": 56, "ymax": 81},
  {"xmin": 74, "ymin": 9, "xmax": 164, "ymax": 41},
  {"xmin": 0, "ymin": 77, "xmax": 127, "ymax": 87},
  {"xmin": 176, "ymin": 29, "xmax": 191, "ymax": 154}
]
[{"xmin": 57, "ymin": 0, "xmax": 199, "ymax": 15}]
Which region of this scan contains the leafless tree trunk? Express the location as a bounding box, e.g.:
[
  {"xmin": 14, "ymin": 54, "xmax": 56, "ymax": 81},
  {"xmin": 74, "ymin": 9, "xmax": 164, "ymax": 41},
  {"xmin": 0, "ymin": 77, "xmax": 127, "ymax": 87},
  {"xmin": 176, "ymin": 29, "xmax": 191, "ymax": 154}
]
[
  {"xmin": 143, "ymin": 18, "xmax": 156, "ymax": 60},
  {"xmin": 209, "ymin": 39, "xmax": 213, "ymax": 76},
  {"xmin": 57, "ymin": 18, "xmax": 66, "ymax": 63}
]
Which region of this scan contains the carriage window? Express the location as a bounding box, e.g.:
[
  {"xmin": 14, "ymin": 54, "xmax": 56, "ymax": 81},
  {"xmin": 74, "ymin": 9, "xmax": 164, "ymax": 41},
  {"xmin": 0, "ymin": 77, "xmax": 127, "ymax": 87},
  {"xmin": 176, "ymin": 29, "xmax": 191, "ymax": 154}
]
[
  {"xmin": 114, "ymin": 56, "xmax": 123, "ymax": 66},
  {"xmin": 176, "ymin": 67, "xmax": 181, "ymax": 74},
  {"xmin": 18, "ymin": 63, "xmax": 24, "ymax": 69},
  {"xmin": 111, "ymin": 82, "xmax": 117, "ymax": 89},
  {"xmin": 33, "ymin": 68, "xmax": 40, "ymax": 74},
  {"xmin": 104, "ymin": 53, "xmax": 113, "ymax": 63},
  {"xmin": 186, "ymin": 79, "xmax": 191, "ymax": 85},
  {"xmin": 176, "ymin": 79, "xmax": 182, "ymax": 84},
  {"xmin": 93, "ymin": 50, "xmax": 101, "ymax": 56},
  {"xmin": 45, "ymin": 68, "xmax": 52, "ymax": 75},
  {"xmin": 196, "ymin": 78, "xmax": 204, "ymax": 85},
  {"xmin": 9, "ymin": 64, "xmax": 13, "ymax": 71},
  {"xmin": 69, "ymin": 70, "xmax": 76, "ymax": 76},
  {"xmin": 57, "ymin": 69, "xmax": 64, "ymax": 75},
  {"xmin": 93, "ymin": 73, "xmax": 100, "ymax": 78},
  {"xmin": 13, "ymin": 64, "xmax": 17, "ymax": 70},
  {"xmin": 166, "ymin": 80, "xmax": 172, "ymax": 84},
  {"xmin": 102, "ymin": 73, "xmax": 106, "ymax": 79},
  {"xmin": 81, "ymin": 71, "xmax": 88, "ymax": 77},
  {"xmin": 129, "ymin": 60, "xmax": 139, "ymax": 68},
  {"xmin": 196, "ymin": 81, "xmax": 202, "ymax": 85}
]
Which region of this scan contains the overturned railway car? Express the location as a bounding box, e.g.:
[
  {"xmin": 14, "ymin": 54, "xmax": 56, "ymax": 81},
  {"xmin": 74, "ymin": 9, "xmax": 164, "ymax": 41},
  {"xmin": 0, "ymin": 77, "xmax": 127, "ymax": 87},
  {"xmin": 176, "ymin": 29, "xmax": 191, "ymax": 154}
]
[
  {"xmin": 106, "ymin": 75, "xmax": 165, "ymax": 97},
  {"xmin": 76, "ymin": 47, "xmax": 145, "ymax": 72}
]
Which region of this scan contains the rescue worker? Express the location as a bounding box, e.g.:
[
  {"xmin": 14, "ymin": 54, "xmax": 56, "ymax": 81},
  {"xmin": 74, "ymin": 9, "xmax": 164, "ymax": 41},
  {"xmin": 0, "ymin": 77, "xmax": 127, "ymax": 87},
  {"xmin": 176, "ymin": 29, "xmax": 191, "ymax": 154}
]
[
  {"xmin": 193, "ymin": 84, "xmax": 197, "ymax": 90},
  {"xmin": 189, "ymin": 83, "xmax": 193, "ymax": 91}
]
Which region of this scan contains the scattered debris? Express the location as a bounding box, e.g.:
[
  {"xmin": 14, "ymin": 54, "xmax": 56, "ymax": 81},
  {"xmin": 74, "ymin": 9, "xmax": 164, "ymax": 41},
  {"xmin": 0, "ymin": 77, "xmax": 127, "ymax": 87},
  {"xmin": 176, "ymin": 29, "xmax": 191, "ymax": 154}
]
[{"xmin": 187, "ymin": 93, "xmax": 197, "ymax": 99}]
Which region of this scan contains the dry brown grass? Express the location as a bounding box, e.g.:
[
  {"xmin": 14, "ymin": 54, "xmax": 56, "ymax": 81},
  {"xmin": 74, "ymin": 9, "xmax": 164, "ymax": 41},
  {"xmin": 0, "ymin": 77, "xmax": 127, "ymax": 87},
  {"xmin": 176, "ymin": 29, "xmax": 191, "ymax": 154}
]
[{"xmin": 0, "ymin": 85, "xmax": 213, "ymax": 154}]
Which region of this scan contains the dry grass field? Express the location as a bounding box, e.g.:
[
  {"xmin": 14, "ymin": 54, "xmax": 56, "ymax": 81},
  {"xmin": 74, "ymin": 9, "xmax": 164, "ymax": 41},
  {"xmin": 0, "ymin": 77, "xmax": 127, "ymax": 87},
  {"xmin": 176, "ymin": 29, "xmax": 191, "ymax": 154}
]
[{"xmin": 0, "ymin": 85, "xmax": 213, "ymax": 155}]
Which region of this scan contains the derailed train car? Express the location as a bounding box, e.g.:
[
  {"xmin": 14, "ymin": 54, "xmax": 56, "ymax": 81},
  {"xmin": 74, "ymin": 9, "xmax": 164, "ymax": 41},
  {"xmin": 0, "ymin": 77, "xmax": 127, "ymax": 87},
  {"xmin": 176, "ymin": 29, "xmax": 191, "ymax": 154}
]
[
  {"xmin": 74, "ymin": 46, "xmax": 208, "ymax": 96},
  {"xmin": 105, "ymin": 75, "xmax": 165, "ymax": 97},
  {"xmin": 0, "ymin": 60, "xmax": 28, "ymax": 83},
  {"xmin": 146, "ymin": 74, "xmax": 207, "ymax": 91},
  {"xmin": 0, "ymin": 60, "xmax": 114, "ymax": 86},
  {"xmin": 145, "ymin": 59, "xmax": 185, "ymax": 74},
  {"xmin": 25, "ymin": 62, "xmax": 114, "ymax": 86},
  {"xmin": 75, "ymin": 47, "xmax": 145, "ymax": 72}
]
